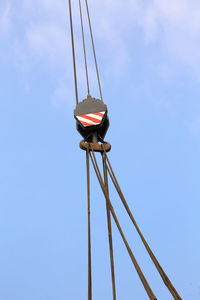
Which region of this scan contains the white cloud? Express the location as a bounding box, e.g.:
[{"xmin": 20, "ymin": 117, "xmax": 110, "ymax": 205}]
[
  {"xmin": 0, "ymin": 2, "xmax": 11, "ymax": 36},
  {"xmin": 26, "ymin": 23, "xmax": 69, "ymax": 64},
  {"xmin": 3, "ymin": 1, "xmax": 200, "ymax": 68},
  {"xmin": 141, "ymin": 0, "xmax": 200, "ymax": 69},
  {"xmin": 2, "ymin": 0, "xmax": 200, "ymax": 105}
]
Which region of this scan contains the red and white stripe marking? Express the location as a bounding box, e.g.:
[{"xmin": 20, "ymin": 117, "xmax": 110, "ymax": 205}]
[{"xmin": 77, "ymin": 111, "xmax": 105, "ymax": 127}]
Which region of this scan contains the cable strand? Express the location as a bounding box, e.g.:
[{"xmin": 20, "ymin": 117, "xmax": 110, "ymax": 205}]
[
  {"xmin": 79, "ymin": 0, "xmax": 90, "ymax": 96},
  {"xmin": 102, "ymin": 146, "xmax": 182, "ymax": 300},
  {"xmin": 68, "ymin": 0, "xmax": 79, "ymax": 104},
  {"xmin": 85, "ymin": 0, "xmax": 103, "ymax": 101},
  {"xmin": 86, "ymin": 147, "xmax": 92, "ymax": 300},
  {"xmin": 102, "ymin": 153, "xmax": 116, "ymax": 300},
  {"xmin": 89, "ymin": 147, "xmax": 157, "ymax": 300}
]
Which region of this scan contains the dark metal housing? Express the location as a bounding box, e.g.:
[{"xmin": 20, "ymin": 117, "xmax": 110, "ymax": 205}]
[{"xmin": 74, "ymin": 96, "xmax": 109, "ymax": 142}]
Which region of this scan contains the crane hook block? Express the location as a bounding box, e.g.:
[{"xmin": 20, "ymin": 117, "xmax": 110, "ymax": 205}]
[{"xmin": 74, "ymin": 95, "xmax": 109, "ymax": 142}]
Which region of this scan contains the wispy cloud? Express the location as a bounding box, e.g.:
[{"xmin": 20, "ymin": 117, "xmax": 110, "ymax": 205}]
[
  {"xmin": 26, "ymin": 23, "xmax": 69, "ymax": 64},
  {"xmin": 0, "ymin": 2, "xmax": 12, "ymax": 36},
  {"xmin": 2, "ymin": 0, "xmax": 200, "ymax": 105},
  {"xmin": 16, "ymin": 0, "xmax": 200, "ymax": 72},
  {"xmin": 140, "ymin": 0, "xmax": 200, "ymax": 71}
]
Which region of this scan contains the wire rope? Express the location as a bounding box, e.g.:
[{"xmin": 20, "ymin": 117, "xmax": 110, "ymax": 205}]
[
  {"xmin": 89, "ymin": 147, "xmax": 157, "ymax": 300},
  {"xmin": 102, "ymin": 147, "xmax": 182, "ymax": 300},
  {"xmin": 85, "ymin": 0, "xmax": 103, "ymax": 101},
  {"xmin": 102, "ymin": 153, "xmax": 116, "ymax": 300},
  {"xmin": 79, "ymin": 0, "xmax": 90, "ymax": 96},
  {"xmin": 68, "ymin": 0, "xmax": 79, "ymax": 104},
  {"xmin": 86, "ymin": 147, "xmax": 92, "ymax": 300}
]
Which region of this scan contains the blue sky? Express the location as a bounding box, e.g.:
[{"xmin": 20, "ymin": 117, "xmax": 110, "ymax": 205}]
[{"xmin": 0, "ymin": 0, "xmax": 200, "ymax": 299}]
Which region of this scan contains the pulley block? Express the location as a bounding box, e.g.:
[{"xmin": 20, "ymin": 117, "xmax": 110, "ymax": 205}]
[{"xmin": 74, "ymin": 95, "xmax": 109, "ymax": 142}]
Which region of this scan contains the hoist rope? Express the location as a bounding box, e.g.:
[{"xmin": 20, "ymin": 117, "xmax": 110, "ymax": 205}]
[
  {"xmin": 85, "ymin": 0, "xmax": 103, "ymax": 101},
  {"xmin": 102, "ymin": 153, "xmax": 117, "ymax": 300},
  {"xmin": 89, "ymin": 146, "xmax": 157, "ymax": 300},
  {"xmin": 102, "ymin": 146, "xmax": 182, "ymax": 300},
  {"xmin": 79, "ymin": 0, "xmax": 90, "ymax": 96},
  {"xmin": 86, "ymin": 148, "xmax": 92, "ymax": 300},
  {"xmin": 68, "ymin": 0, "xmax": 79, "ymax": 104}
]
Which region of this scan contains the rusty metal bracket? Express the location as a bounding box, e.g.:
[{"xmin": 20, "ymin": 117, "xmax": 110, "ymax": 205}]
[{"xmin": 80, "ymin": 140, "xmax": 111, "ymax": 152}]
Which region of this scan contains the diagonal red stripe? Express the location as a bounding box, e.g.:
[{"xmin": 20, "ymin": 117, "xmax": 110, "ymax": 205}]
[
  {"xmin": 93, "ymin": 112, "xmax": 104, "ymax": 117},
  {"xmin": 79, "ymin": 115, "xmax": 102, "ymax": 123}
]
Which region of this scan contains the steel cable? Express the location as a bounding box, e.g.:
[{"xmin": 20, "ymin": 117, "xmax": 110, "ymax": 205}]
[
  {"xmin": 89, "ymin": 146, "xmax": 157, "ymax": 300},
  {"xmin": 85, "ymin": 0, "xmax": 103, "ymax": 101},
  {"xmin": 102, "ymin": 146, "xmax": 182, "ymax": 300},
  {"xmin": 79, "ymin": 0, "xmax": 90, "ymax": 96},
  {"xmin": 68, "ymin": 0, "xmax": 79, "ymax": 104},
  {"xmin": 86, "ymin": 147, "xmax": 92, "ymax": 300},
  {"xmin": 102, "ymin": 153, "xmax": 117, "ymax": 300}
]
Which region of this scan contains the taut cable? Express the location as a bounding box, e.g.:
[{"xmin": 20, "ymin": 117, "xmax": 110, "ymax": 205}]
[
  {"xmin": 102, "ymin": 153, "xmax": 116, "ymax": 300},
  {"xmin": 103, "ymin": 147, "xmax": 182, "ymax": 300},
  {"xmin": 85, "ymin": 0, "xmax": 103, "ymax": 101},
  {"xmin": 86, "ymin": 147, "xmax": 92, "ymax": 300},
  {"xmin": 79, "ymin": 0, "xmax": 90, "ymax": 96},
  {"xmin": 89, "ymin": 147, "xmax": 157, "ymax": 300},
  {"xmin": 68, "ymin": 0, "xmax": 79, "ymax": 104}
]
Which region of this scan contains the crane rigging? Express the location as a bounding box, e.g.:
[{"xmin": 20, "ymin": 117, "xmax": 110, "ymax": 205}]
[{"xmin": 68, "ymin": 1, "xmax": 182, "ymax": 299}]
